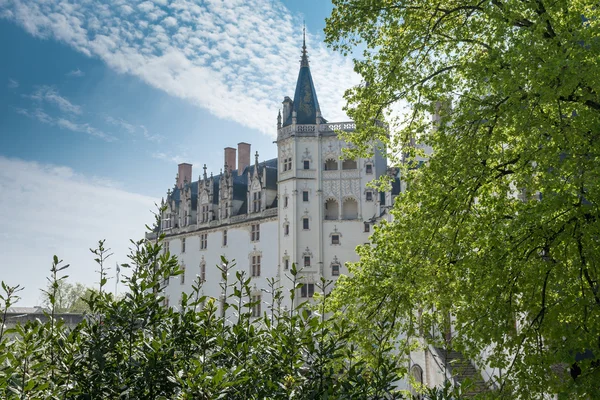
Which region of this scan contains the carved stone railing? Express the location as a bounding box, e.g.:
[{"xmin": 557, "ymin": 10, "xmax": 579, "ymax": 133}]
[
  {"xmin": 296, "ymin": 170, "xmax": 315, "ymax": 179},
  {"xmin": 341, "ymin": 170, "xmax": 360, "ymax": 179},
  {"xmin": 263, "ymin": 208, "xmax": 278, "ymax": 217},
  {"xmin": 323, "ymin": 171, "xmax": 339, "ymax": 180},
  {"xmin": 230, "ymin": 214, "xmax": 247, "ymax": 223},
  {"xmin": 277, "ymin": 121, "xmax": 356, "ymax": 139},
  {"xmin": 319, "ymin": 122, "xmax": 356, "ymax": 132}
]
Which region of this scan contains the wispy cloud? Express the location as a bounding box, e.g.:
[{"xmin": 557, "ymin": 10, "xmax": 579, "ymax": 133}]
[
  {"xmin": 152, "ymin": 151, "xmax": 201, "ymax": 169},
  {"xmin": 0, "ymin": 156, "xmax": 157, "ymax": 306},
  {"xmin": 104, "ymin": 116, "xmax": 163, "ymax": 142},
  {"xmin": 27, "ymin": 86, "xmax": 82, "ymax": 115},
  {"xmin": 16, "ymin": 107, "xmax": 116, "ymax": 142},
  {"xmin": 8, "ymin": 78, "xmax": 19, "ymax": 88},
  {"xmin": 0, "ymin": 0, "xmax": 360, "ymax": 136},
  {"xmin": 66, "ymin": 68, "xmax": 84, "ymax": 77}
]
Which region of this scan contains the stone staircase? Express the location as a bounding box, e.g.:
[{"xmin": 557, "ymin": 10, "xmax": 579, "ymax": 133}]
[{"xmin": 433, "ymin": 348, "xmax": 488, "ymax": 397}]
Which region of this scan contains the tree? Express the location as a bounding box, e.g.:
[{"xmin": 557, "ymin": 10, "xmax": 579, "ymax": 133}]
[
  {"xmin": 41, "ymin": 281, "xmax": 95, "ymax": 313},
  {"xmin": 325, "ymin": 0, "xmax": 600, "ymax": 397}
]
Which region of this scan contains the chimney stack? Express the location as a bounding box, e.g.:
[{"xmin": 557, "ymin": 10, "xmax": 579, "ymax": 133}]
[
  {"xmin": 177, "ymin": 163, "xmax": 192, "ymax": 188},
  {"xmin": 224, "ymin": 147, "xmax": 236, "ymax": 171},
  {"xmin": 237, "ymin": 142, "xmax": 251, "ymax": 173}
]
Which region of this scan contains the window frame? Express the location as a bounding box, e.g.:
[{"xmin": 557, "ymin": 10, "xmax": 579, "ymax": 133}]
[
  {"xmin": 251, "ymin": 224, "xmax": 260, "ymax": 242},
  {"xmin": 331, "ymin": 234, "xmax": 340, "ymax": 245},
  {"xmin": 301, "ymin": 283, "xmax": 315, "ymax": 298},
  {"xmin": 251, "ymin": 255, "xmax": 261, "ymax": 277},
  {"xmin": 303, "ymin": 218, "xmax": 309, "ymax": 230},
  {"xmin": 303, "ymin": 160, "xmax": 310, "ymax": 170},
  {"xmin": 302, "ymin": 190, "xmax": 309, "ymax": 202},
  {"xmin": 332, "ymin": 263, "xmax": 340, "ymax": 276},
  {"xmin": 181, "ymin": 238, "xmax": 186, "ymax": 253}
]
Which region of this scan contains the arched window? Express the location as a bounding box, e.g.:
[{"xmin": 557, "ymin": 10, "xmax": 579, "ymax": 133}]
[
  {"xmin": 410, "ymin": 364, "xmax": 424, "ymax": 399},
  {"xmin": 324, "ymin": 199, "xmax": 339, "ymax": 220},
  {"xmin": 342, "ymin": 159, "xmax": 357, "ymax": 170},
  {"xmin": 342, "ymin": 198, "xmax": 358, "ymax": 220},
  {"xmin": 324, "ymin": 159, "xmax": 338, "ymax": 171}
]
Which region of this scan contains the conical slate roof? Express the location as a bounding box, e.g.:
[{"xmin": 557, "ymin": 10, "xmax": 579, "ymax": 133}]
[{"xmin": 284, "ymin": 28, "xmax": 323, "ymax": 126}]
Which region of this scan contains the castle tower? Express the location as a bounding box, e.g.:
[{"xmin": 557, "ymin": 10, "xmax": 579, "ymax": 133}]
[{"xmin": 276, "ymin": 28, "xmax": 381, "ymax": 308}]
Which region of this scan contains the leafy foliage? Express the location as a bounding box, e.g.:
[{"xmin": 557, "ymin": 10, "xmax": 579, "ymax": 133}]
[
  {"xmin": 0, "ymin": 219, "xmax": 412, "ymax": 399},
  {"xmin": 325, "ymin": 0, "xmax": 600, "ymax": 398}
]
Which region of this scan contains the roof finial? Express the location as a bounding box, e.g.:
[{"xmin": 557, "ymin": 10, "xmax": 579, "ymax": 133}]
[{"xmin": 301, "ymin": 21, "xmax": 309, "ymax": 67}]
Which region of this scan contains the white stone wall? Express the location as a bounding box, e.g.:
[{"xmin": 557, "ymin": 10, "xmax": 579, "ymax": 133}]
[{"xmin": 163, "ymin": 217, "xmax": 279, "ymax": 317}]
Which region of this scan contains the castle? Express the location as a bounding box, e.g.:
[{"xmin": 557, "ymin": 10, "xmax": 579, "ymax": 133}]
[
  {"xmin": 156, "ymin": 36, "xmax": 493, "ymax": 395},
  {"xmin": 158, "ymin": 35, "xmax": 398, "ymax": 313}
]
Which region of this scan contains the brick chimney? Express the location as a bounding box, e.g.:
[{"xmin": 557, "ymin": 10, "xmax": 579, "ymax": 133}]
[
  {"xmin": 177, "ymin": 163, "xmax": 192, "ymax": 188},
  {"xmin": 237, "ymin": 142, "xmax": 251, "ymax": 173},
  {"xmin": 224, "ymin": 147, "xmax": 236, "ymax": 171}
]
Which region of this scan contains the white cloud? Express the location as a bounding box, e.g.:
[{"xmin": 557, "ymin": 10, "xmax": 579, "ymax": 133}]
[
  {"xmin": 27, "ymin": 86, "xmax": 82, "ymax": 114},
  {"xmin": 66, "ymin": 68, "xmax": 85, "ymax": 77},
  {"xmin": 104, "ymin": 116, "xmax": 164, "ymax": 142},
  {"xmin": 0, "ymin": 0, "xmax": 360, "ymax": 136},
  {"xmin": 152, "ymin": 151, "xmax": 200, "ymax": 169},
  {"xmin": 0, "ymin": 156, "xmax": 157, "ymax": 306},
  {"xmin": 8, "ymin": 78, "xmax": 19, "ymax": 88}
]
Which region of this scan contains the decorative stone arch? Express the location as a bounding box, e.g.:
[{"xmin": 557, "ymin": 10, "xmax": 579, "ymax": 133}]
[
  {"xmin": 342, "ymin": 196, "xmax": 359, "ymax": 220},
  {"xmin": 324, "ymin": 157, "xmax": 338, "ymax": 171},
  {"xmin": 341, "ymin": 158, "xmax": 358, "ymax": 170},
  {"xmin": 324, "ymin": 197, "xmax": 339, "ymax": 220},
  {"xmin": 410, "ymin": 364, "xmax": 424, "ymax": 399}
]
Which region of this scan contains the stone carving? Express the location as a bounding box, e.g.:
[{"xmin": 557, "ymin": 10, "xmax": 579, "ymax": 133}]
[{"xmin": 323, "ymin": 180, "xmax": 340, "ymax": 198}]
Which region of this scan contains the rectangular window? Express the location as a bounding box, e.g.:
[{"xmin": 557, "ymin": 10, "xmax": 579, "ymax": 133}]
[
  {"xmin": 252, "ymin": 255, "xmax": 261, "ymax": 277},
  {"xmin": 364, "ymin": 222, "xmax": 370, "ymax": 233},
  {"xmin": 251, "ymin": 224, "xmax": 260, "ymax": 242},
  {"xmin": 200, "ymin": 233, "xmax": 207, "ymax": 250},
  {"xmin": 284, "ymin": 258, "xmax": 289, "ymax": 270},
  {"xmin": 253, "ymin": 191, "xmax": 261, "ymax": 213},
  {"xmin": 202, "ymin": 205, "xmax": 209, "ymax": 222},
  {"xmin": 200, "ymin": 263, "xmax": 206, "ymax": 282},
  {"xmin": 301, "ymin": 283, "xmax": 315, "ymax": 298},
  {"xmin": 287, "ymin": 158, "xmax": 292, "ymax": 171},
  {"xmin": 284, "ymin": 196, "xmax": 289, "ymax": 208},
  {"xmin": 181, "ymin": 265, "xmax": 186, "ymax": 284},
  {"xmin": 181, "ymin": 238, "xmax": 186, "ymax": 253},
  {"xmin": 331, "ymin": 234, "xmax": 340, "ymax": 245},
  {"xmin": 303, "ymin": 191, "xmax": 309, "ymax": 202},
  {"xmin": 303, "ymin": 218, "xmax": 309, "ymax": 230},
  {"xmin": 366, "ymin": 164, "xmax": 373, "ymax": 174},
  {"xmin": 284, "ymin": 224, "xmax": 289, "ymax": 236},
  {"xmin": 164, "ymin": 241, "xmax": 170, "ymax": 254},
  {"xmin": 251, "ymin": 294, "xmax": 261, "ymax": 317},
  {"xmin": 304, "ymin": 256, "xmax": 311, "ymax": 267},
  {"xmin": 332, "ymin": 264, "xmax": 340, "ymax": 276},
  {"xmin": 222, "ymin": 230, "xmax": 227, "ymax": 246},
  {"xmin": 366, "ymin": 191, "xmax": 373, "ymax": 201},
  {"xmin": 303, "ymin": 160, "xmax": 310, "ymax": 169}
]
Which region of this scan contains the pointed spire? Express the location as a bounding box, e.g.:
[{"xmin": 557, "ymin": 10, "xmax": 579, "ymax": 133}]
[
  {"xmin": 203, "ymin": 164, "xmax": 207, "ymax": 180},
  {"xmin": 255, "ymin": 150, "xmax": 259, "ymax": 167},
  {"xmin": 301, "ymin": 21, "xmax": 309, "ymax": 67},
  {"xmin": 277, "ymin": 109, "xmax": 282, "ymax": 129}
]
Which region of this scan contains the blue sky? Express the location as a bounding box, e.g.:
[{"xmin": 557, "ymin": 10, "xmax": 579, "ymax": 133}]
[{"xmin": 0, "ymin": 0, "xmax": 359, "ymax": 305}]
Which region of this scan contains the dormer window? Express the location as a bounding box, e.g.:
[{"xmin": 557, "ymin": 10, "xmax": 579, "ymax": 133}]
[{"xmin": 253, "ymin": 191, "xmax": 261, "ymax": 213}]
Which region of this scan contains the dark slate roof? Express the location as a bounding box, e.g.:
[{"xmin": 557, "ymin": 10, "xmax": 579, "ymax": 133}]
[
  {"xmin": 167, "ymin": 158, "xmax": 278, "ymax": 212},
  {"xmin": 265, "ymin": 167, "xmax": 278, "ymax": 190}
]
